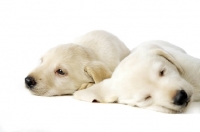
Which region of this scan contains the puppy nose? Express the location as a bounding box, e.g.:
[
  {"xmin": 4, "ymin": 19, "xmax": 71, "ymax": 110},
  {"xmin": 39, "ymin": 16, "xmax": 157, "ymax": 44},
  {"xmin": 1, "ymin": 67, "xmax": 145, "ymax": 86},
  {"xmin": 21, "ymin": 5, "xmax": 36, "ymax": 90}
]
[
  {"xmin": 174, "ymin": 90, "xmax": 188, "ymax": 105},
  {"xmin": 25, "ymin": 76, "xmax": 36, "ymax": 89}
]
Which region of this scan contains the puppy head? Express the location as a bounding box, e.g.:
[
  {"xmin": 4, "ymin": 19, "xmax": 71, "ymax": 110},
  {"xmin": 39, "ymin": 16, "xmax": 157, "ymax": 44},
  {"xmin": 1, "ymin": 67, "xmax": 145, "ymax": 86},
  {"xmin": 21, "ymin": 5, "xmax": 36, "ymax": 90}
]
[
  {"xmin": 111, "ymin": 46, "xmax": 193, "ymax": 113},
  {"xmin": 25, "ymin": 44, "xmax": 112, "ymax": 96}
]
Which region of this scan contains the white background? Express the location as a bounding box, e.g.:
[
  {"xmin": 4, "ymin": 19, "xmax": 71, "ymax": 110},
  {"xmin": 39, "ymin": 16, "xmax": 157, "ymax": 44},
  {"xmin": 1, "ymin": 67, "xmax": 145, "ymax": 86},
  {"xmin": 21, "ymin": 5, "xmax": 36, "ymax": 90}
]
[{"xmin": 0, "ymin": 0, "xmax": 200, "ymax": 132}]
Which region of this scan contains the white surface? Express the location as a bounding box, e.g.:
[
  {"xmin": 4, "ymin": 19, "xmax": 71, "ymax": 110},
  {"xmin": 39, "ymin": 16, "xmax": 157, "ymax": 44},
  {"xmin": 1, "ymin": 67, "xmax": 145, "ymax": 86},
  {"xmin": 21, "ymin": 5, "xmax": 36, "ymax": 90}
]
[{"xmin": 0, "ymin": 0, "xmax": 200, "ymax": 132}]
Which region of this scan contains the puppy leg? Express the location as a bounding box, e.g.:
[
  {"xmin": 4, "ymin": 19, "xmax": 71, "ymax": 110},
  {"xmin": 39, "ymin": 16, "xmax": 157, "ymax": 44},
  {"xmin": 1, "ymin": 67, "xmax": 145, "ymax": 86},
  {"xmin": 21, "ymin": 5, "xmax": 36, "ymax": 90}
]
[{"xmin": 74, "ymin": 79, "xmax": 117, "ymax": 103}]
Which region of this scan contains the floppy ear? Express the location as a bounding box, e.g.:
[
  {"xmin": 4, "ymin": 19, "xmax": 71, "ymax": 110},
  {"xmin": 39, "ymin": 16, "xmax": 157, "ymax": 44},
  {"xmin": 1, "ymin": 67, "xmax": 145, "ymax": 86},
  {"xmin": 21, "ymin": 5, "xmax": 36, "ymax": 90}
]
[
  {"xmin": 78, "ymin": 82, "xmax": 94, "ymax": 90},
  {"xmin": 84, "ymin": 61, "xmax": 112, "ymax": 84},
  {"xmin": 152, "ymin": 47, "xmax": 184, "ymax": 75}
]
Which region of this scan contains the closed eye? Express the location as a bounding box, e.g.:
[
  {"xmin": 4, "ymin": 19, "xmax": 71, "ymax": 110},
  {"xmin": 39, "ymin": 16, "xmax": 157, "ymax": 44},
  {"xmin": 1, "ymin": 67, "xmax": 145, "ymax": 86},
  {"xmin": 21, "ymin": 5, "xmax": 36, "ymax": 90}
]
[
  {"xmin": 159, "ymin": 69, "xmax": 165, "ymax": 76},
  {"xmin": 145, "ymin": 96, "xmax": 151, "ymax": 100}
]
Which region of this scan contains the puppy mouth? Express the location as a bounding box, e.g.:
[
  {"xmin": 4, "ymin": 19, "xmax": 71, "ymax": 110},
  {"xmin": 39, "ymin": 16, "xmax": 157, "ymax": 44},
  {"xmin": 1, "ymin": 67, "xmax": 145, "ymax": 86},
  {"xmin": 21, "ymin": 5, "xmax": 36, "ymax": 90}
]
[
  {"xmin": 161, "ymin": 100, "xmax": 190, "ymax": 113},
  {"xmin": 184, "ymin": 99, "xmax": 190, "ymax": 107},
  {"xmin": 161, "ymin": 106, "xmax": 181, "ymax": 113},
  {"xmin": 28, "ymin": 88, "xmax": 49, "ymax": 96}
]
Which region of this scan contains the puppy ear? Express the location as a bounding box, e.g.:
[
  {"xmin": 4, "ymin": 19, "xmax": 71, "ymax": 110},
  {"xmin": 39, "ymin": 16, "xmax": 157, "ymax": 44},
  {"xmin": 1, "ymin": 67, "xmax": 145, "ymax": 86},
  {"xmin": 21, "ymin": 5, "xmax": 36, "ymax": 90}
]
[
  {"xmin": 152, "ymin": 47, "xmax": 184, "ymax": 75},
  {"xmin": 84, "ymin": 61, "xmax": 112, "ymax": 84},
  {"xmin": 78, "ymin": 82, "xmax": 94, "ymax": 90}
]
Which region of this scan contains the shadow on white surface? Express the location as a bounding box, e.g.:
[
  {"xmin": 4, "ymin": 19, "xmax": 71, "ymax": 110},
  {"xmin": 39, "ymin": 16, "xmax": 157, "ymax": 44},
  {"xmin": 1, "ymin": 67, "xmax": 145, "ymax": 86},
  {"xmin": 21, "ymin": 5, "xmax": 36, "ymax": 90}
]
[{"xmin": 0, "ymin": 80, "xmax": 200, "ymax": 132}]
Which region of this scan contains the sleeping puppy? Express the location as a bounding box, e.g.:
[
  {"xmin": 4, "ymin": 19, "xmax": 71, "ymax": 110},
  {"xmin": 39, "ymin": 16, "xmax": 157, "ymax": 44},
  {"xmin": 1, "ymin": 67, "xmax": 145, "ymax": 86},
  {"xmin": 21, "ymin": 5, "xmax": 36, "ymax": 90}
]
[
  {"xmin": 25, "ymin": 30, "xmax": 130, "ymax": 96},
  {"xmin": 74, "ymin": 40, "xmax": 200, "ymax": 113}
]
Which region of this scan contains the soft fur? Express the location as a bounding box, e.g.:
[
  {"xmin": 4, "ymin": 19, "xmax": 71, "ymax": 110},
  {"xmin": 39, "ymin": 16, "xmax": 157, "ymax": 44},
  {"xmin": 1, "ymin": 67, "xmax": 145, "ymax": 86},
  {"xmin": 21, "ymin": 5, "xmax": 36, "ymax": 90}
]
[
  {"xmin": 25, "ymin": 30, "xmax": 130, "ymax": 96},
  {"xmin": 74, "ymin": 40, "xmax": 200, "ymax": 113}
]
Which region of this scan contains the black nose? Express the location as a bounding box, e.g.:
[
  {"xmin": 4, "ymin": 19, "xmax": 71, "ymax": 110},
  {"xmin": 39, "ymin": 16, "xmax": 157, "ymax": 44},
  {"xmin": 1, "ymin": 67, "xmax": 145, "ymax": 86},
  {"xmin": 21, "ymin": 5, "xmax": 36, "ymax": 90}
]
[
  {"xmin": 174, "ymin": 90, "xmax": 188, "ymax": 105},
  {"xmin": 25, "ymin": 76, "xmax": 36, "ymax": 89}
]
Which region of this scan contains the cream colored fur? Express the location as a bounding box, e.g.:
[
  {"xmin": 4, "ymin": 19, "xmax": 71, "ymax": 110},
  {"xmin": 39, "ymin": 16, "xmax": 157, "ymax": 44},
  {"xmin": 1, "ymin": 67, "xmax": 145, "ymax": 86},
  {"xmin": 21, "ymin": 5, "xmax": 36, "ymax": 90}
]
[
  {"xmin": 25, "ymin": 30, "xmax": 130, "ymax": 96},
  {"xmin": 74, "ymin": 40, "xmax": 200, "ymax": 113}
]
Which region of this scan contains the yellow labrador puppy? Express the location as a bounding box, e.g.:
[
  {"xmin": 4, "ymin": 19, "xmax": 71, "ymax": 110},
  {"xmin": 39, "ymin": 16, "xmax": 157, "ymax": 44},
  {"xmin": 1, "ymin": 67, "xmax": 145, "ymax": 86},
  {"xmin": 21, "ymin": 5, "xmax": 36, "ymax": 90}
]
[
  {"xmin": 74, "ymin": 40, "xmax": 200, "ymax": 113},
  {"xmin": 25, "ymin": 30, "xmax": 130, "ymax": 96}
]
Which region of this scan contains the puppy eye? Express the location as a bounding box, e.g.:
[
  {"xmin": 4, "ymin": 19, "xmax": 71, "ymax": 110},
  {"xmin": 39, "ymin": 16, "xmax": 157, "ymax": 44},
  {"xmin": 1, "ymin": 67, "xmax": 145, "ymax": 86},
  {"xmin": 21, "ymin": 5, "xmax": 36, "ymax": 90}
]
[
  {"xmin": 145, "ymin": 96, "xmax": 151, "ymax": 100},
  {"xmin": 56, "ymin": 69, "xmax": 65, "ymax": 75},
  {"xmin": 159, "ymin": 69, "xmax": 165, "ymax": 76}
]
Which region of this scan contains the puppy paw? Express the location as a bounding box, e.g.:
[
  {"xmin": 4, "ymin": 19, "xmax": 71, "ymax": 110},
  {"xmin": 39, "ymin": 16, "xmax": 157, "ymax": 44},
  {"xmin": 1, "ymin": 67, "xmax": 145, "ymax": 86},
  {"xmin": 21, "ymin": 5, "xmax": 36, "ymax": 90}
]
[{"xmin": 73, "ymin": 89, "xmax": 99, "ymax": 102}]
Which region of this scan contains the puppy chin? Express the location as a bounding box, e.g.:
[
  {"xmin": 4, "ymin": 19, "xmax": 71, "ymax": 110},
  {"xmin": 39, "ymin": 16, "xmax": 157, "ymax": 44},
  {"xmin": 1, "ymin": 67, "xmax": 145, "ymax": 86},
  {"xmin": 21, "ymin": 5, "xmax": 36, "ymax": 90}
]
[
  {"xmin": 28, "ymin": 89, "xmax": 48, "ymax": 96},
  {"xmin": 43, "ymin": 89, "xmax": 77, "ymax": 96}
]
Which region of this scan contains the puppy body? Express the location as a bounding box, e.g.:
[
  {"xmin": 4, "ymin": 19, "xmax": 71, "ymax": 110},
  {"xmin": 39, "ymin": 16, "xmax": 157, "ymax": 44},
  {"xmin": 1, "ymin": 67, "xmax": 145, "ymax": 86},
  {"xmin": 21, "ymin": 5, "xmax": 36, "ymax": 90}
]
[
  {"xmin": 74, "ymin": 40, "xmax": 200, "ymax": 113},
  {"xmin": 25, "ymin": 30, "xmax": 130, "ymax": 96},
  {"xmin": 74, "ymin": 30, "xmax": 130, "ymax": 71}
]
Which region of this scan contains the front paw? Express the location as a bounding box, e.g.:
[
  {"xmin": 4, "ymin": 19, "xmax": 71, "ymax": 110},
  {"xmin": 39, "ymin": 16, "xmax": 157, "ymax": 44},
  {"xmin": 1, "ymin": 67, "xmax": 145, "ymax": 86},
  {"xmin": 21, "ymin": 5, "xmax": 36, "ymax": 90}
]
[{"xmin": 73, "ymin": 89, "xmax": 97, "ymax": 102}]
